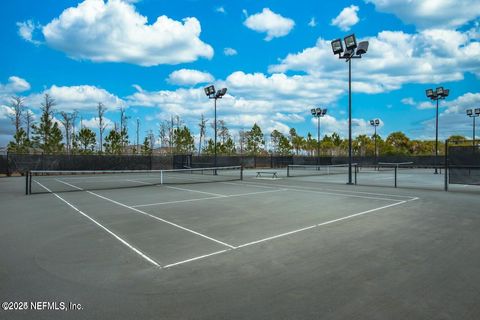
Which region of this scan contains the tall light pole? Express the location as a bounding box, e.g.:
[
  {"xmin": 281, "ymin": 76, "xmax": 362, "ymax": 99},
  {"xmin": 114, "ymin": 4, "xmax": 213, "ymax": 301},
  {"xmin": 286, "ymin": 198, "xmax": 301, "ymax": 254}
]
[
  {"xmin": 204, "ymin": 85, "xmax": 227, "ymax": 168},
  {"xmin": 426, "ymin": 86, "xmax": 449, "ymax": 174},
  {"xmin": 369, "ymin": 119, "xmax": 380, "ymax": 165},
  {"xmin": 466, "ymin": 108, "xmax": 480, "ymax": 146},
  {"xmin": 332, "ymin": 34, "xmax": 369, "ymax": 185},
  {"xmin": 311, "ymin": 108, "xmax": 327, "ymax": 166}
]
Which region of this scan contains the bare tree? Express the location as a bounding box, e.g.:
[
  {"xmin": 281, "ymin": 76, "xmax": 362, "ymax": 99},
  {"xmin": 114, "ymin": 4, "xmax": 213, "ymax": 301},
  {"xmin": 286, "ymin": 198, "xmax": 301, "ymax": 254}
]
[
  {"xmin": 136, "ymin": 118, "xmax": 140, "ymax": 154},
  {"xmin": 97, "ymin": 102, "xmax": 107, "ymax": 152},
  {"xmin": 8, "ymin": 96, "xmax": 25, "ymax": 134},
  {"xmin": 147, "ymin": 130, "xmax": 155, "ymax": 151},
  {"xmin": 198, "ymin": 114, "xmax": 208, "ymax": 155},
  {"xmin": 59, "ymin": 111, "xmax": 76, "ymax": 153},
  {"xmin": 23, "ymin": 109, "xmax": 34, "ymax": 139},
  {"xmin": 119, "ymin": 107, "xmax": 130, "ymax": 152},
  {"xmin": 239, "ymin": 129, "xmax": 247, "ymax": 154},
  {"xmin": 158, "ymin": 121, "xmax": 169, "ymax": 148}
]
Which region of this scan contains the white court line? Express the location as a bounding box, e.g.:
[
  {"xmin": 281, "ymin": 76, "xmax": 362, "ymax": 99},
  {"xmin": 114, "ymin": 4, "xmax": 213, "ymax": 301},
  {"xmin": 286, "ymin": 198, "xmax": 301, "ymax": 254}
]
[
  {"xmin": 163, "ymin": 249, "xmax": 231, "ymax": 268},
  {"xmin": 86, "ymin": 191, "xmax": 236, "ymax": 249},
  {"xmin": 35, "ymin": 181, "xmax": 161, "ymax": 268},
  {"xmin": 222, "ymin": 181, "xmax": 405, "ymax": 202},
  {"xmin": 132, "ymin": 189, "xmax": 287, "ymax": 208},
  {"xmin": 165, "ymin": 186, "xmax": 226, "ymax": 197},
  {"xmin": 56, "ymin": 179, "xmax": 83, "ymax": 190},
  {"xmin": 236, "ymin": 198, "xmax": 417, "ymax": 249},
  {"xmin": 225, "ymin": 180, "xmax": 417, "ymax": 200}
]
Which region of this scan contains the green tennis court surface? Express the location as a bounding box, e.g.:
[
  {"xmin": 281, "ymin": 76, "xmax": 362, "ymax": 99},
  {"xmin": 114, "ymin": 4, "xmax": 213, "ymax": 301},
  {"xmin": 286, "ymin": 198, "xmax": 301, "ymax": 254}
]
[{"xmin": 1, "ymin": 168, "xmax": 479, "ymax": 319}]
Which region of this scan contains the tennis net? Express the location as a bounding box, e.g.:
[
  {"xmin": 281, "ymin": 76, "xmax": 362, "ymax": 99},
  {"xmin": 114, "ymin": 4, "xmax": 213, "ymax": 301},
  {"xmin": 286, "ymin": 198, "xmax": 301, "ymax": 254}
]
[
  {"xmin": 27, "ymin": 166, "xmax": 243, "ymax": 194},
  {"xmin": 287, "ymin": 163, "xmax": 358, "ymax": 177},
  {"xmin": 377, "ymin": 162, "xmax": 414, "ymax": 171}
]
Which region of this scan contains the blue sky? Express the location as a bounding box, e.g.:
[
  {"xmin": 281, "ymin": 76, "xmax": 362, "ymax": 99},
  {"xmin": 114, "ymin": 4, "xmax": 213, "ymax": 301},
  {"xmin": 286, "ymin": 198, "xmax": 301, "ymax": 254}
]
[{"xmin": 1, "ymin": 0, "xmax": 479, "ymax": 148}]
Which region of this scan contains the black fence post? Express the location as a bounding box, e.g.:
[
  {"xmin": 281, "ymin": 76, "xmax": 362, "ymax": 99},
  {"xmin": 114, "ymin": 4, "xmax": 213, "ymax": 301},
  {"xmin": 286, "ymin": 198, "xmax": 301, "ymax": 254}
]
[
  {"xmin": 444, "ymin": 140, "xmax": 448, "ymax": 191},
  {"xmin": 394, "ymin": 166, "xmax": 397, "ymax": 188},
  {"xmin": 6, "ymin": 152, "xmax": 10, "ymax": 177},
  {"xmin": 25, "ymin": 171, "xmax": 29, "ymax": 195}
]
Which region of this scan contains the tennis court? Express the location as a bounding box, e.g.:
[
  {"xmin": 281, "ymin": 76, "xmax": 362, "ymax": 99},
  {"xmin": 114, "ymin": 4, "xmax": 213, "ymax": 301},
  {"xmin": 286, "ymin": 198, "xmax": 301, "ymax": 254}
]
[{"xmin": 1, "ymin": 167, "xmax": 480, "ymax": 319}]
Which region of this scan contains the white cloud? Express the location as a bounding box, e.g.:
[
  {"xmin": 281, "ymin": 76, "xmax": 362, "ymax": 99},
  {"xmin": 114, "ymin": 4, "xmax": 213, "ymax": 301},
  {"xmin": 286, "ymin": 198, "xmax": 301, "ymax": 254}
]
[
  {"xmin": 401, "ymin": 97, "xmax": 415, "ymax": 106},
  {"xmin": 82, "ymin": 116, "xmax": 115, "ymax": 130},
  {"xmin": 418, "ymin": 92, "xmax": 480, "ymax": 139},
  {"xmin": 167, "ymin": 69, "xmax": 214, "ymax": 86},
  {"xmin": 37, "ymin": 0, "xmax": 213, "ymax": 66},
  {"xmin": 16, "ymin": 20, "xmax": 41, "ymax": 45},
  {"xmin": 244, "ymin": 8, "xmax": 295, "ymax": 41},
  {"xmin": 0, "ymin": 76, "xmax": 31, "ymax": 95},
  {"xmin": 269, "ymin": 28, "xmax": 480, "ymax": 94},
  {"xmin": 308, "ymin": 17, "xmax": 317, "ymax": 28},
  {"xmin": 26, "ymin": 85, "xmax": 125, "ymax": 111},
  {"xmin": 224, "ymin": 47, "xmax": 238, "ymax": 56},
  {"xmin": 331, "ymin": 5, "xmax": 360, "ymax": 31},
  {"xmin": 216, "ymin": 6, "xmax": 226, "ymax": 14},
  {"xmin": 365, "ymin": 0, "xmax": 480, "ymax": 29}
]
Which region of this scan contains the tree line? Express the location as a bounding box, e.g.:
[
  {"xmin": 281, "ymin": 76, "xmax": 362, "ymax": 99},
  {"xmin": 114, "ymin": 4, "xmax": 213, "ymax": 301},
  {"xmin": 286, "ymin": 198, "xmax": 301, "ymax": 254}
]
[{"xmin": 6, "ymin": 94, "xmax": 468, "ymax": 156}]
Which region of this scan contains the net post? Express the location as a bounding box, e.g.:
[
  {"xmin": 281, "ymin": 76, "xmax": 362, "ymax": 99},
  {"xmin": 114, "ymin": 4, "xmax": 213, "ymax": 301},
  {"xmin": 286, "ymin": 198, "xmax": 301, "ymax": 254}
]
[
  {"xmin": 240, "ymin": 166, "xmax": 244, "ymax": 181},
  {"xmin": 160, "ymin": 171, "xmax": 164, "ymax": 185},
  {"xmin": 354, "ymin": 164, "xmax": 357, "ymax": 185},
  {"xmin": 29, "ymin": 171, "xmax": 32, "ymax": 195},
  {"xmin": 444, "ymin": 139, "xmax": 448, "ymax": 191},
  {"xmin": 287, "ymin": 165, "xmax": 290, "ymax": 177},
  {"xmin": 394, "ymin": 166, "xmax": 397, "ymax": 188},
  {"xmin": 25, "ymin": 170, "xmax": 29, "ymax": 195}
]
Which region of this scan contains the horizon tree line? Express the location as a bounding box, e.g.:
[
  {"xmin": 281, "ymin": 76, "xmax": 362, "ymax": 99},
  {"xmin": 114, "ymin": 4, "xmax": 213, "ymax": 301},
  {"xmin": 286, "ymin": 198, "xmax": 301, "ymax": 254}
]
[{"xmin": 6, "ymin": 93, "xmax": 470, "ymax": 157}]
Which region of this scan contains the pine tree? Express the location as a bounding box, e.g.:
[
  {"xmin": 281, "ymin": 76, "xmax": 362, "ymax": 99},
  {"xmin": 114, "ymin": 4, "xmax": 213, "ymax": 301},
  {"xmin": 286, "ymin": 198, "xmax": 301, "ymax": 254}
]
[
  {"xmin": 31, "ymin": 94, "xmax": 64, "ymax": 154},
  {"xmin": 77, "ymin": 127, "xmax": 96, "ymax": 153},
  {"xmin": 103, "ymin": 129, "xmax": 122, "ymax": 154},
  {"xmin": 245, "ymin": 123, "xmax": 264, "ymax": 156},
  {"xmin": 141, "ymin": 136, "xmax": 152, "ymax": 155}
]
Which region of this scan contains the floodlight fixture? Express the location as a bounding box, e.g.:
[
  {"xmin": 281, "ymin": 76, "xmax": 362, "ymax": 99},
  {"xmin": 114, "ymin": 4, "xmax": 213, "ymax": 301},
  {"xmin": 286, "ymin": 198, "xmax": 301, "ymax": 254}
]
[
  {"xmin": 356, "ymin": 41, "xmax": 369, "ymax": 55},
  {"xmin": 426, "ymin": 89, "xmax": 434, "ymax": 98},
  {"xmin": 204, "ymin": 85, "xmax": 228, "ymax": 169},
  {"xmin": 216, "ymin": 88, "xmax": 227, "ymax": 98},
  {"xmin": 475, "ymin": 108, "xmax": 480, "ymax": 115},
  {"xmin": 310, "ymin": 107, "xmax": 327, "ymax": 166},
  {"xmin": 467, "ymin": 109, "xmax": 473, "ymax": 116},
  {"xmin": 369, "ymin": 118, "xmax": 380, "ymax": 164},
  {"xmin": 344, "ymin": 34, "xmax": 357, "ymax": 51},
  {"xmin": 425, "ymin": 86, "xmax": 450, "ymax": 173},
  {"xmin": 204, "ymin": 85, "xmax": 215, "ymax": 96},
  {"xmin": 332, "ymin": 32, "xmax": 368, "ymax": 184},
  {"xmin": 331, "ymin": 39, "xmax": 344, "ymax": 55}
]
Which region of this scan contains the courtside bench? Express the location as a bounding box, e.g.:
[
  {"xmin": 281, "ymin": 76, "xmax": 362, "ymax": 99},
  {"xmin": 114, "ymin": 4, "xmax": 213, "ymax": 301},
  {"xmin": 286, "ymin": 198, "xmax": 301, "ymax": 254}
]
[{"xmin": 256, "ymin": 171, "xmax": 278, "ymax": 178}]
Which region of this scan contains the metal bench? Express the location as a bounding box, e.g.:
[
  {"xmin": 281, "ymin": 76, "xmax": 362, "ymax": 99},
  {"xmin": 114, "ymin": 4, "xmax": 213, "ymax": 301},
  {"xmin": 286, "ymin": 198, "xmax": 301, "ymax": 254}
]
[{"xmin": 256, "ymin": 171, "xmax": 278, "ymax": 178}]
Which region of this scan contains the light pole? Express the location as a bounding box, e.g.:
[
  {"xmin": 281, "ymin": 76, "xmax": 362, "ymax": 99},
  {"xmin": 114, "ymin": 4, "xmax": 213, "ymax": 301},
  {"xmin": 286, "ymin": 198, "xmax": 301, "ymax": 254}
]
[
  {"xmin": 204, "ymin": 85, "xmax": 227, "ymax": 168},
  {"xmin": 426, "ymin": 86, "xmax": 449, "ymax": 174},
  {"xmin": 369, "ymin": 119, "xmax": 380, "ymax": 166},
  {"xmin": 332, "ymin": 34, "xmax": 369, "ymax": 184},
  {"xmin": 311, "ymin": 108, "xmax": 327, "ymax": 166},
  {"xmin": 466, "ymin": 108, "xmax": 480, "ymax": 146}
]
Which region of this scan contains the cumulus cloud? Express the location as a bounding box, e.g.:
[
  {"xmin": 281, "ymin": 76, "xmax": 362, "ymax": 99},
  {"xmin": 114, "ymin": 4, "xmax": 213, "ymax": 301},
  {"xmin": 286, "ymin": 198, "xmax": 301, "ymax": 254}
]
[
  {"xmin": 331, "ymin": 5, "xmax": 360, "ymax": 31},
  {"xmin": 224, "ymin": 47, "xmax": 238, "ymax": 56},
  {"xmin": 365, "ymin": 0, "xmax": 480, "ymax": 29},
  {"xmin": 33, "ymin": 0, "xmax": 213, "ymax": 66},
  {"xmin": 418, "ymin": 92, "xmax": 480, "ymax": 139},
  {"xmin": 167, "ymin": 69, "xmax": 214, "ymax": 86},
  {"xmin": 269, "ymin": 28, "xmax": 480, "ymax": 94},
  {"xmin": 244, "ymin": 8, "xmax": 295, "ymax": 41},
  {"xmin": 26, "ymin": 85, "xmax": 125, "ymax": 111},
  {"xmin": 16, "ymin": 20, "xmax": 41, "ymax": 45},
  {"xmin": 216, "ymin": 6, "xmax": 226, "ymax": 14},
  {"xmin": 308, "ymin": 17, "xmax": 317, "ymax": 28},
  {"xmin": 82, "ymin": 116, "xmax": 115, "ymax": 130},
  {"xmin": 0, "ymin": 76, "xmax": 31, "ymax": 95}
]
